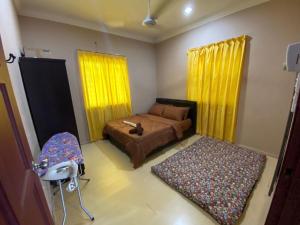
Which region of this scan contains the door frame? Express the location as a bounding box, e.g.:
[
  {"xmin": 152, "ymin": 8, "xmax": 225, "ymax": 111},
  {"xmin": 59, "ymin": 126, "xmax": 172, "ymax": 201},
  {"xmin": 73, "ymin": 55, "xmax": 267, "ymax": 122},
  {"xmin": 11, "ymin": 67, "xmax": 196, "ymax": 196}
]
[{"xmin": 265, "ymin": 75, "xmax": 300, "ymax": 225}]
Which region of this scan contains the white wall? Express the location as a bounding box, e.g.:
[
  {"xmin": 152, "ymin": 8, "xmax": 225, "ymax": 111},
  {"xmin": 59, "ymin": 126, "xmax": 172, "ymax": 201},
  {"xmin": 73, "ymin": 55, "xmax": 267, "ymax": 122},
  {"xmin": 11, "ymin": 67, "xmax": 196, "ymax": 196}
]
[
  {"xmin": 19, "ymin": 16, "xmax": 157, "ymax": 144},
  {"xmin": 155, "ymin": 0, "xmax": 300, "ymax": 157},
  {"xmin": 0, "ymin": 0, "xmax": 40, "ymax": 158},
  {"xmin": 0, "ymin": 0, "xmax": 52, "ymax": 213}
]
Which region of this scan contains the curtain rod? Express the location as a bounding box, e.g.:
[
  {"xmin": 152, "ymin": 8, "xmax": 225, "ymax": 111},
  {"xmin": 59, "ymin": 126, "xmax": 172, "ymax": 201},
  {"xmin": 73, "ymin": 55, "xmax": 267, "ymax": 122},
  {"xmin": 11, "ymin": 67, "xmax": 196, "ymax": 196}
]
[
  {"xmin": 77, "ymin": 49, "xmax": 126, "ymax": 58},
  {"xmin": 187, "ymin": 35, "xmax": 249, "ymax": 53}
]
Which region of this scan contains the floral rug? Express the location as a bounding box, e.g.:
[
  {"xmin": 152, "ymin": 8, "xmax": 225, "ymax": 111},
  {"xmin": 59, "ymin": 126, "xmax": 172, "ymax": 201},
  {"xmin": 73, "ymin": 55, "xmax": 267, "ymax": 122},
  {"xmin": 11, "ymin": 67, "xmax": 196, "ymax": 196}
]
[{"xmin": 151, "ymin": 136, "xmax": 266, "ymax": 225}]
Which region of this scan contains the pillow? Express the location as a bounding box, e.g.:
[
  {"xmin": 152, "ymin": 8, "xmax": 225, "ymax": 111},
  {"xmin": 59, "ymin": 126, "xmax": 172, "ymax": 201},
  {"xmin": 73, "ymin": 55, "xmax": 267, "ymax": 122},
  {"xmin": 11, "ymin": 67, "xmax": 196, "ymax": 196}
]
[
  {"xmin": 148, "ymin": 103, "xmax": 165, "ymax": 116},
  {"xmin": 179, "ymin": 106, "xmax": 190, "ymax": 120},
  {"xmin": 162, "ymin": 105, "xmax": 189, "ymax": 121}
]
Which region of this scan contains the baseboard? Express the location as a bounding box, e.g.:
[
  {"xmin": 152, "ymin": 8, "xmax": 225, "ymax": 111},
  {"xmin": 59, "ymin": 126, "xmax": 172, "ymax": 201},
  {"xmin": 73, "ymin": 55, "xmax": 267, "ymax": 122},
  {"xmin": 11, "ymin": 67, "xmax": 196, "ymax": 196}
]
[
  {"xmin": 192, "ymin": 134, "xmax": 278, "ymax": 159},
  {"xmin": 40, "ymin": 180, "xmax": 55, "ymax": 217},
  {"xmin": 236, "ymin": 144, "xmax": 278, "ymax": 159}
]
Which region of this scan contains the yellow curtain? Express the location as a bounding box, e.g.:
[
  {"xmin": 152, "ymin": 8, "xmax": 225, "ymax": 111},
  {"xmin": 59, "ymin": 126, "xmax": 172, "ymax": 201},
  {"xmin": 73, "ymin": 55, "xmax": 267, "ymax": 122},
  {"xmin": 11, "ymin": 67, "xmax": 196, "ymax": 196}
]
[
  {"xmin": 78, "ymin": 50, "xmax": 132, "ymax": 141},
  {"xmin": 187, "ymin": 35, "xmax": 247, "ymax": 142}
]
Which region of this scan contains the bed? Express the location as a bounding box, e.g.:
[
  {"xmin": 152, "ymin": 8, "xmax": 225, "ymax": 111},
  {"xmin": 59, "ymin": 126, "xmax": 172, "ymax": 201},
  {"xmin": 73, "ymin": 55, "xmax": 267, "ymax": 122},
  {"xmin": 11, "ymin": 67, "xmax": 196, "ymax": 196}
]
[
  {"xmin": 151, "ymin": 136, "xmax": 266, "ymax": 225},
  {"xmin": 102, "ymin": 98, "xmax": 197, "ymax": 168}
]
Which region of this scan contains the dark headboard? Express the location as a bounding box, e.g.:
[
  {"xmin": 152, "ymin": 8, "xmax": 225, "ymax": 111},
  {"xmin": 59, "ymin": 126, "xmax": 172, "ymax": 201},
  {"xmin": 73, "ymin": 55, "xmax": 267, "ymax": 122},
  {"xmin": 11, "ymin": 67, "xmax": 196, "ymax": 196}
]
[{"xmin": 156, "ymin": 98, "xmax": 197, "ymax": 134}]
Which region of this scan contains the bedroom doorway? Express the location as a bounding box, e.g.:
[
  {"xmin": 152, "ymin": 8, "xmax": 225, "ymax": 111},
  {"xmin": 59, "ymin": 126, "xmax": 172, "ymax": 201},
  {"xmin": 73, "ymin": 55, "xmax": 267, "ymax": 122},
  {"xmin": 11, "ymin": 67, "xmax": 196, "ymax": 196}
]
[{"xmin": 0, "ymin": 36, "xmax": 54, "ymax": 225}]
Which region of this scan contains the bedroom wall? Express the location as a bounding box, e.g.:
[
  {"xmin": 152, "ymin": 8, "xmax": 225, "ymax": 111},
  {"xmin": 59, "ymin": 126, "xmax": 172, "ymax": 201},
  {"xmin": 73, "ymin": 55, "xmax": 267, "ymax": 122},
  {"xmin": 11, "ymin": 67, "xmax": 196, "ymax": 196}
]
[
  {"xmin": 155, "ymin": 0, "xmax": 300, "ymax": 157},
  {"xmin": 0, "ymin": 0, "xmax": 52, "ymax": 213},
  {"xmin": 0, "ymin": 1, "xmax": 40, "ymax": 158},
  {"xmin": 19, "ymin": 16, "xmax": 157, "ymax": 144}
]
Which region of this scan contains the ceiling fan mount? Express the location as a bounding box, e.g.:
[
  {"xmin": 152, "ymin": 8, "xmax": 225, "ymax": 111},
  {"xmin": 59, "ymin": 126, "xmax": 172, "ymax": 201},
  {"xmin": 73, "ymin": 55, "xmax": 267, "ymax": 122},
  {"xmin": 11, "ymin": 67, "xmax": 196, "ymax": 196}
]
[{"xmin": 142, "ymin": 0, "xmax": 157, "ymax": 27}]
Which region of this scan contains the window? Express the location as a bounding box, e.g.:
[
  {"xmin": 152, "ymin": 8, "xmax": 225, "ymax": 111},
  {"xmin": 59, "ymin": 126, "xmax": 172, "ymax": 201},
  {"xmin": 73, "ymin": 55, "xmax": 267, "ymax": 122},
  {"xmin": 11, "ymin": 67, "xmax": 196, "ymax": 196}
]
[{"xmin": 78, "ymin": 50, "xmax": 132, "ymax": 141}]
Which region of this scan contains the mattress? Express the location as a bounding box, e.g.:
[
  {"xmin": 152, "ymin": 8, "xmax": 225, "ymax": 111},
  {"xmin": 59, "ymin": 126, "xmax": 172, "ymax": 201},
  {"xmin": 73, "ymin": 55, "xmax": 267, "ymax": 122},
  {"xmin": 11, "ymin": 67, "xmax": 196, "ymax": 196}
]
[
  {"xmin": 103, "ymin": 114, "xmax": 191, "ymax": 168},
  {"xmin": 151, "ymin": 136, "xmax": 266, "ymax": 225}
]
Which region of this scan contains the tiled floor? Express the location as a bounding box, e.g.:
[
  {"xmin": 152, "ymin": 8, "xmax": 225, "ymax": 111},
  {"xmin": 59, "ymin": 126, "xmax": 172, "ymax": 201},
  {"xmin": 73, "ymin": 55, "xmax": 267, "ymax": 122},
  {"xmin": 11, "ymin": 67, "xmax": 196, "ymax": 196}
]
[{"xmin": 53, "ymin": 135, "xmax": 277, "ymax": 225}]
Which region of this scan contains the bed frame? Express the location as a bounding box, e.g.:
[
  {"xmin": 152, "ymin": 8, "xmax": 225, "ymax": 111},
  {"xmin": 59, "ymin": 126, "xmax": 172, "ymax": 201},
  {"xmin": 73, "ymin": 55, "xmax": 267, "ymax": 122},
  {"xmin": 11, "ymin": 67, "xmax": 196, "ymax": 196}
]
[{"xmin": 108, "ymin": 98, "xmax": 197, "ymax": 167}]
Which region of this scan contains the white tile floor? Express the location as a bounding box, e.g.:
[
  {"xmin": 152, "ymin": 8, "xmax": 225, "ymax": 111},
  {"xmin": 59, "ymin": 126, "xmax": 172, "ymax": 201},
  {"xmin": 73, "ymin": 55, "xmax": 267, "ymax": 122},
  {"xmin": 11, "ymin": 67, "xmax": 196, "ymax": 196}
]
[{"xmin": 53, "ymin": 135, "xmax": 277, "ymax": 225}]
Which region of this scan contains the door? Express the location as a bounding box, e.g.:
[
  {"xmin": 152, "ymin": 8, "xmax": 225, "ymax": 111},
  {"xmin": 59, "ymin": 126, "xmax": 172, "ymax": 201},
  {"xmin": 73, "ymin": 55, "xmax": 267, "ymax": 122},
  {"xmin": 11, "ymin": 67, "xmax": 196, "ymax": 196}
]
[
  {"xmin": 0, "ymin": 37, "xmax": 54, "ymax": 225},
  {"xmin": 265, "ymin": 74, "xmax": 300, "ymax": 225}
]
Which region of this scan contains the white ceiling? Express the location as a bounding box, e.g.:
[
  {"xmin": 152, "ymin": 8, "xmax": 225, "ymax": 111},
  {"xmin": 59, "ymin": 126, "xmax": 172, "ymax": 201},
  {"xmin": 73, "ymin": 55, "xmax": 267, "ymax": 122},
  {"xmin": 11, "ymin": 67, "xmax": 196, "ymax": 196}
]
[{"xmin": 15, "ymin": 0, "xmax": 269, "ymax": 43}]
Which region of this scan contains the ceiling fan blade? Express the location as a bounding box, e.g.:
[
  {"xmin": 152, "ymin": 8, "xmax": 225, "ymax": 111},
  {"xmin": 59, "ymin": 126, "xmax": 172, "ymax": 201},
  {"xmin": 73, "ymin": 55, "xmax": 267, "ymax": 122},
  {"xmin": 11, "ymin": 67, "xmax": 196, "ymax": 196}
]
[{"xmin": 151, "ymin": 0, "xmax": 171, "ymax": 18}]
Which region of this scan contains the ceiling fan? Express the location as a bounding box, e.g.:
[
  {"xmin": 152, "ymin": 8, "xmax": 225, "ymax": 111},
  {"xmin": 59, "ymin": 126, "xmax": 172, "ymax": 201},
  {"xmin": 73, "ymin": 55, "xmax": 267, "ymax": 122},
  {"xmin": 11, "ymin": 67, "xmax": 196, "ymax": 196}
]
[
  {"xmin": 107, "ymin": 0, "xmax": 169, "ymax": 29},
  {"xmin": 142, "ymin": 0, "xmax": 157, "ymax": 27}
]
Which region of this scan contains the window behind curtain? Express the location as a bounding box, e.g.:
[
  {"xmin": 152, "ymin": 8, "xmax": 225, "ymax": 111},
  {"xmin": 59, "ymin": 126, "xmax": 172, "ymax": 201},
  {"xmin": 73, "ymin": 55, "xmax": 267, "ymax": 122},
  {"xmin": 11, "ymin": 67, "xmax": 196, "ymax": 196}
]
[{"xmin": 78, "ymin": 50, "xmax": 132, "ymax": 141}]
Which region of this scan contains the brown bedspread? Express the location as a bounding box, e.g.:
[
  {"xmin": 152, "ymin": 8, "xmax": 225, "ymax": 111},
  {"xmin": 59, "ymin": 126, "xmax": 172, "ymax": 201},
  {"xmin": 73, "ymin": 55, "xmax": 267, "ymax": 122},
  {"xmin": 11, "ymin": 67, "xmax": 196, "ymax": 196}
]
[{"xmin": 103, "ymin": 114, "xmax": 191, "ymax": 168}]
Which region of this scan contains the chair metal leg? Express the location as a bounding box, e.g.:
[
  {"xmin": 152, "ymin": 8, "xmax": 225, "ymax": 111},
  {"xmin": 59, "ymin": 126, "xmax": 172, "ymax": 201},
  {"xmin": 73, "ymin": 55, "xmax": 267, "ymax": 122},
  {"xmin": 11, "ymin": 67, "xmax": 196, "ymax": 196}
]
[
  {"xmin": 75, "ymin": 177, "xmax": 94, "ymax": 221},
  {"xmin": 78, "ymin": 164, "xmax": 91, "ymax": 183},
  {"xmin": 53, "ymin": 179, "xmax": 70, "ymax": 196},
  {"xmin": 54, "ymin": 177, "xmax": 90, "ymax": 196},
  {"xmin": 78, "ymin": 177, "xmax": 90, "ymax": 182},
  {"xmin": 53, "ymin": 186, "xmax": 60, "ymax": 196},
  {"xmin": 58, "ymin": 180, "xmax": 67, "ymax": 225}
]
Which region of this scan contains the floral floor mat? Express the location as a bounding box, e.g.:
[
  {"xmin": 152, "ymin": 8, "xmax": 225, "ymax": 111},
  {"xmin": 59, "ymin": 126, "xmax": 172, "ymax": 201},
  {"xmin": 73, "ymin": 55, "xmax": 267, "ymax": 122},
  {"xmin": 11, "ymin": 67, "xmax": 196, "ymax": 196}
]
[{"xmin": 151, "ymin": 136, "xmax": 266, "ymax": 225}]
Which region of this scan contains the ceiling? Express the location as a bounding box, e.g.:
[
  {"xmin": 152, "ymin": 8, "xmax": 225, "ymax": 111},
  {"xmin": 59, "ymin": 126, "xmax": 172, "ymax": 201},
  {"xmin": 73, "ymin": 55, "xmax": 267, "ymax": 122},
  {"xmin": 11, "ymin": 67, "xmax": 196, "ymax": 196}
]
[{"xmin": 15, "ymin": 0, "xmax": 269, "ymax": 43}]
